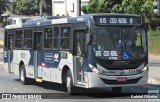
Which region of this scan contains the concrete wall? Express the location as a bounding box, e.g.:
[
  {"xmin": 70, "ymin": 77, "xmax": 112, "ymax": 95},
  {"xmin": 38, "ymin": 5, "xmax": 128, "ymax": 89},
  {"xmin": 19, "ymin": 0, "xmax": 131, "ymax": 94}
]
[{"xmin": 52, "ymin": 0, "xmax": 89, "ymax": 17}]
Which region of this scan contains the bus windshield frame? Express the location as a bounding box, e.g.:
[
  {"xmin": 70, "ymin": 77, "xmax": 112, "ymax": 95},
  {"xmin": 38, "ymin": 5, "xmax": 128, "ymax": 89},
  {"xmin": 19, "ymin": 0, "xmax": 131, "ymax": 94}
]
[{"xmin": 91, "ymin": 27, "xmax": 147, "ymax": 61}]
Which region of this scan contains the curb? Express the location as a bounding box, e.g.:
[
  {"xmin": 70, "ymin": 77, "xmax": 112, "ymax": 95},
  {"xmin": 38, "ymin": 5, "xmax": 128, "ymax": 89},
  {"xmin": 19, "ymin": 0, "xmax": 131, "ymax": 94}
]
[{"xmin": 148, "ymin": 79, "xmax": 160, "ymax": 85}]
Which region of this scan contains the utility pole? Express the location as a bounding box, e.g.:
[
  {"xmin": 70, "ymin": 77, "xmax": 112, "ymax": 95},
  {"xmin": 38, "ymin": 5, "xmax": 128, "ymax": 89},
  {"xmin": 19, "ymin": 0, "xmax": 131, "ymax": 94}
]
[
  {"xmin": 65, "ymin": 0, "xmax": 68, "ymax": 16},
  {"xmin": 76, "ymin": 0, "xmax": 81, "ymax": 16}
]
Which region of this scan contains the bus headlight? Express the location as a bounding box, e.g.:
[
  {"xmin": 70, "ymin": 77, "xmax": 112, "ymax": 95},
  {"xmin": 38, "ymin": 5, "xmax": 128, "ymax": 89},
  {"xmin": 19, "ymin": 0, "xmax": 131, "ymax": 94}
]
[
  {"xmin": 89, "ymin": 64, "xmax": 100, "ymax": 74},
  {"xmin": 142, "ymin": 65, "xmax": 149, "ymax": 72}
]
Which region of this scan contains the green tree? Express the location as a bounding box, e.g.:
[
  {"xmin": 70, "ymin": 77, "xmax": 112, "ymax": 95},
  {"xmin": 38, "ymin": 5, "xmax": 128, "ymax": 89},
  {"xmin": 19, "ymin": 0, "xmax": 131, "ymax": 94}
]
[
  {"xmin": 82, "ymin": 0, "xmax": 122, "ymax": 14},
  {"xmin": 12, "ymin": 0, "xmax": 38, "ymax": 15},
  {"xmin": 82, "ymin": 0, "xmax": 155, "ymax": 24},
  {"xmin": 35, "ymin": 0, "xmax": 47, "ymax": 16},
  {"xmin": 112, "ymin": 0, "xmax": 155, "ymax": 23},
  {"xmin": 0, "ymin": 0, "xmax": 10, "ymax": 16}
]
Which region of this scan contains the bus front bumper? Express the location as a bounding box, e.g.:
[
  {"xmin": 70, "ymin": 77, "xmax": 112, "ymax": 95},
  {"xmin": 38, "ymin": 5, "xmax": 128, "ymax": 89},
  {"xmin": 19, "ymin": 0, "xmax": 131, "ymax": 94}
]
[{"xmin": 87, "ymin": 71, "xmax": 148, "ymax": 88}]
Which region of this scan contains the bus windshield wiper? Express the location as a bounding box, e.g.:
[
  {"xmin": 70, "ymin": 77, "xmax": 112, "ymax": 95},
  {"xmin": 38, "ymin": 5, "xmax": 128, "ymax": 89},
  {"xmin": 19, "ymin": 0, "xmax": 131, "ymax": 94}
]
[{"xmin": 125, "ymin": 27, "xmax": 136, "ymax": 43}]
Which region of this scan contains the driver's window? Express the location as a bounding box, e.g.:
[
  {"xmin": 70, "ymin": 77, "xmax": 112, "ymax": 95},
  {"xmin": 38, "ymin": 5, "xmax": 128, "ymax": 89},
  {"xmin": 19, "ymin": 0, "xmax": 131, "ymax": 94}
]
[{"xmin": 135, "ymin": 31, "xmax": 142, "ymax": 46}]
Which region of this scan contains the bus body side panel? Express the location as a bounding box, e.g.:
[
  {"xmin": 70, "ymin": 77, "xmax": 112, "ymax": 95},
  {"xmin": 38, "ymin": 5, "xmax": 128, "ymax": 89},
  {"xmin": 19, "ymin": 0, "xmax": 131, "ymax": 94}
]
[
  {"xmin": 12, "ymin": 50, "xmax": 35, "ymax": 77},
  {"xmin": 37, "ymin": 50, "xmax": 73, "ymax": 83},
  {"xmin": 37, "ymin": 50, "xmax": 57, "ymax": 82},
  {"xmin": 12, "ymin": 50, "xmax": 21, "ymax": 76},
  {"xmin": 3, "ymin": 49, "xmax": 14, "ymax": 73},
  {"xmin": 57, "ymin": 52, "xmax": 73, "ymax": 84},
  {"xmin": 26, "ymin": 50, "xmax": 35, "ymax": 78}
]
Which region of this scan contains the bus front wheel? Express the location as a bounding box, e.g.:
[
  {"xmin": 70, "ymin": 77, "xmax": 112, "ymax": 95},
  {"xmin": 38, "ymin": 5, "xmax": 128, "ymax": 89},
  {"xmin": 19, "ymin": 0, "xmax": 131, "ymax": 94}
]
[
  {"xmin": 112, "ymin": 87, "xmax": 122, "ymax": 93},
  {"xmin": 19, "ymin": 65, "xmax": 29, "ymax": 85},
  {"xmin": 66, "ymin": 70, "xmax": 75, "ymax": 94}
]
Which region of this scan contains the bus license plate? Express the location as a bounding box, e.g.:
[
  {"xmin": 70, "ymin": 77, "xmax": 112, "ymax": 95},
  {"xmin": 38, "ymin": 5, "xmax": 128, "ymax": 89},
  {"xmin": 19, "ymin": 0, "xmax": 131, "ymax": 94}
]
[
  {"xmin": 129, "ymin": 69, "xmax": 141, "ymax": 74},
  {"xmin": 117, "ymin": 77, "xmax": 128, "ymax": 82}
]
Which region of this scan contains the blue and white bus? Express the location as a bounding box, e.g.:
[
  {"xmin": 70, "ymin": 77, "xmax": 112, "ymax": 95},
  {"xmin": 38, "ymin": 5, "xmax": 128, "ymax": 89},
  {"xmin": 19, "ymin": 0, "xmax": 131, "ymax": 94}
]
[{"xmin": 4, "ymin": 13, "xmax": 148, "ymax": 94}]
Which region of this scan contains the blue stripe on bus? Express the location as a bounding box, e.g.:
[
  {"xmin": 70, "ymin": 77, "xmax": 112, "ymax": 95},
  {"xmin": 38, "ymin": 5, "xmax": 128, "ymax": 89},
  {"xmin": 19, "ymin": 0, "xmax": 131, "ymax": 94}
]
[
  {"xmin": 28, "ymin": 50, "xmax": 34, "ymax": 65},
  {"xmin": 86, "ymin": 46, "xmax": 97, "ymax": 72},
  {"xmin": 37, "ymin": 50, "xmax": 61, "ymax": 68},
  {"xmin": 3, "ymin": 48, "xmax": 13, "ymax": 63},
  {"xmin": 82, "ymin": 46, "xmax": 94, "ymax": 72},
  {"xmin": 3, "ymin": 48, "xmax": 8, "ymax": 63},
  {"xmin": 10, "ymin": 50, "xmax": 13, "ymax": 62}
]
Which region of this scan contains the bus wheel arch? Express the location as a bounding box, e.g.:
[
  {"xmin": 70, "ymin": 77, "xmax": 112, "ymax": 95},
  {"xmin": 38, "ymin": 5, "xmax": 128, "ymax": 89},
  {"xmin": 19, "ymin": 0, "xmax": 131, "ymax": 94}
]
[
  {"xmin": 19, "ymin": 61, "xmax": 29, "ymax": 85},
  {"xmin": 19, "ymin": 61, "xmax": 24, "ymax": 75},
  {"xmin": 62, "ymin": 65, "xmax": 70, "ymax": 84},
  {"xmin": 61, "ymin": 65, "xmax": 75, "ymax": 94}
]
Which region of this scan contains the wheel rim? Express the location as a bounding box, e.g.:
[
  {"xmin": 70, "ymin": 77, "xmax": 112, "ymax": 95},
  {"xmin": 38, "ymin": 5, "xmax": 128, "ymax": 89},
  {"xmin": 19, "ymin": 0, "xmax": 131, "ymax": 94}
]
[
  {"xmin": 20, "ymin": 69, "xmax": 24, "ymax": 82},
  {"xmin": 66, "ymin": 76, "xmax": 71, "ymax": 91}
]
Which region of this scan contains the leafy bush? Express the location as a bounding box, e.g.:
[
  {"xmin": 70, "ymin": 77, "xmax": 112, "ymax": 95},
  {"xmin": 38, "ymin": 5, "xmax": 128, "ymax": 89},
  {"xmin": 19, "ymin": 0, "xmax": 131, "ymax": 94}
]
[{"xmin": 148, "ymin": 29, "xmax": 160, "ymax": 55}]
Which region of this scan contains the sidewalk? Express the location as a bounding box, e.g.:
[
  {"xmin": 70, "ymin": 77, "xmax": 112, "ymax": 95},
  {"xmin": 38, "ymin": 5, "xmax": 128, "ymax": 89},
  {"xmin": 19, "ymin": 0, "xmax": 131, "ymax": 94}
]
[{"xmin": 148, "ymin": 55, "xmax": 160, "ymax": 85}]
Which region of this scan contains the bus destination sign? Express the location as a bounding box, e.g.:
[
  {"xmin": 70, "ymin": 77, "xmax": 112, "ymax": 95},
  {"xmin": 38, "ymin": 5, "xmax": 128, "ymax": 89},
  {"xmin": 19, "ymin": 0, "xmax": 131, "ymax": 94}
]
[{"xmin": 93, "ymin": 16, "xmax": 142, "ymax": 25}]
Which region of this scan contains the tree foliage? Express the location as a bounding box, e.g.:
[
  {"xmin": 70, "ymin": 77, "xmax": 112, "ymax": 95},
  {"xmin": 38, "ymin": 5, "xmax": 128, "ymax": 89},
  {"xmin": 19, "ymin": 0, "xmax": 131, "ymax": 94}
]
[
  {"xmin": 0, "ymin": 0, "xmax": 10, "ymax": 15},
  {"xmin": 12, "ymin": 0, "xmax": 38, "ymax": 15},
  {"xmin": 82, "ymin": 0, "xmax": 122, "ymax": 13},
  {"xmin": 82, "ymin": 0, "xmax": 155, "ymax": 23},
  {"xmin": 12, "ymin": 0, "xmax": 49, "ymax": 15}
]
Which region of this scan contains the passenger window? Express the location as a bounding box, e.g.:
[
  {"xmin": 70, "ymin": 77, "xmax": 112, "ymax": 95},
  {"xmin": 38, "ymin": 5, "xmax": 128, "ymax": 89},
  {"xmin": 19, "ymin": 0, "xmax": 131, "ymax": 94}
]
[
  {"xmin": 15, "ymin": 30, "xmax": 23, "ymax": 48},
  {"xmin": 53, "ymin": 27, "xmax": 59, "ymax": 49},
  {"xmin": 4, "ymin": 31, "xmax": 8, "ymax": 48},
  {"xmin": 24, "ymin": 30, "xmax": 32, "ymax": 49},
  {"xmin": 44, "ymin": 28, "xmax": 53, "ymax": 48},
  {"xmin": 60, "ymin": 26, "xmax": 71, "ymax": 49}
]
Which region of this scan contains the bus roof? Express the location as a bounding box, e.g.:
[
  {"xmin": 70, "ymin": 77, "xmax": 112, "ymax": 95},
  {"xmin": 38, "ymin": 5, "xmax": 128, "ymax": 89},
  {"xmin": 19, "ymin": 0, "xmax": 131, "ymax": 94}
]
[
  {"xmin": 5, "ymin": 13, "xmax": 142, "ymax": 29},
  {"xmin": 5, "ymin": 16, "xmax": 79, "ymax": 29}
]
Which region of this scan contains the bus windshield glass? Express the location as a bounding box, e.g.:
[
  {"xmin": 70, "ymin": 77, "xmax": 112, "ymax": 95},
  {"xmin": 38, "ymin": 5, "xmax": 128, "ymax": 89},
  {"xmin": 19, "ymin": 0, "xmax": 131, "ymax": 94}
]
[{"xmin": 91, "ymin": 27, "xmax": 147, "ymax": 60}]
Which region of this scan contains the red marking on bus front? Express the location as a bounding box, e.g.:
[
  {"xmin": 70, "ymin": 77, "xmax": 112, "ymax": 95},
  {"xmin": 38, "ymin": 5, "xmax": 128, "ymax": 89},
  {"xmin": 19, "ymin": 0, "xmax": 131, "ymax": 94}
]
[
  {"xmin": 41, "ymin": 63, "xmax": 45, "ymax": 67},
  {"xmin": 117, "ymin": 77, "xmax": 128, "ymax": 82}
]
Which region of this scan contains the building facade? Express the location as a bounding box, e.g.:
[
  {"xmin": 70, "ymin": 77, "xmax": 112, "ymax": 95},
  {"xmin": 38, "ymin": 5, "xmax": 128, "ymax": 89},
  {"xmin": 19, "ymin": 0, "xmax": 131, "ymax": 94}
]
[{"xmin": 52, "ymin": 0, "xmax": 89, "ymax": 17}]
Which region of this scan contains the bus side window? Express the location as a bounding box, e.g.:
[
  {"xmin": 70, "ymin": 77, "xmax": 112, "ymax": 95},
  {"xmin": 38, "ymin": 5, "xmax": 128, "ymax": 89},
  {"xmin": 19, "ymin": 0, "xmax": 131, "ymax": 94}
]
[
  {"xmin": 15, "ymin": 30, "xmax": 23, "ymax": 49},
  {"xmin": 24, "ymin": 30, "xmax": 32, "ymax": 49},
  {"xmin": 53, "ymin": 27, "xmax": 59, "ymax": 49},
  {"xmin": 44, "ymin": 28, "xmax": 53, "ymax": 49},
  {"xmin": 4, "ymin": 31, "xmax": 8, "ymax": 48},
  {"xmin": 60, "ymin": 26, "xmax": 71, "ymax": 49}
]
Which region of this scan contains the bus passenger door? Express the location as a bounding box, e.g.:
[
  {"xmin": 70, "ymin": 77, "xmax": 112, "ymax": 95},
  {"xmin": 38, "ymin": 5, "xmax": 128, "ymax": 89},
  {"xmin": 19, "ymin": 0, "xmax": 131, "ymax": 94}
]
[
  {"xmin": 74, "ymin": 30, "xmax": 86, "ymax": 85},
  {"xmin": 7, "ymin": 34, "xmax": 14, "ymax": 73},
  {"xmin": 34, "ymin": 32, "xmax": 42, "ymax": 80}
]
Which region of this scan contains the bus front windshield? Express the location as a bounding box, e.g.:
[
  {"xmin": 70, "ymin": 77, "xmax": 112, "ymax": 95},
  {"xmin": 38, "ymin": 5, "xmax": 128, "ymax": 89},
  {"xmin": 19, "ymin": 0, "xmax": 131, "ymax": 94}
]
[{"xmin": 91, "ymin": 27, "xmax": 147, "ymax": 60}]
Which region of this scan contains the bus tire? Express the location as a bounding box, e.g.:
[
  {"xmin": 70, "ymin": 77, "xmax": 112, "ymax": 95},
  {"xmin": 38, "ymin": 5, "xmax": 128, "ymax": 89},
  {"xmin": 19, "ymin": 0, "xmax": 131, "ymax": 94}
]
[
  {"xmin": 19, "ymin": 65, "xmax": 29, "ymax": 85},
  {"xmin": 66, "ymin": 70, "xmax": 75, "ymax": 94},
  {"xmin": 112, "ymin": 87, "xmax": 122, "ymax": 93}
]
